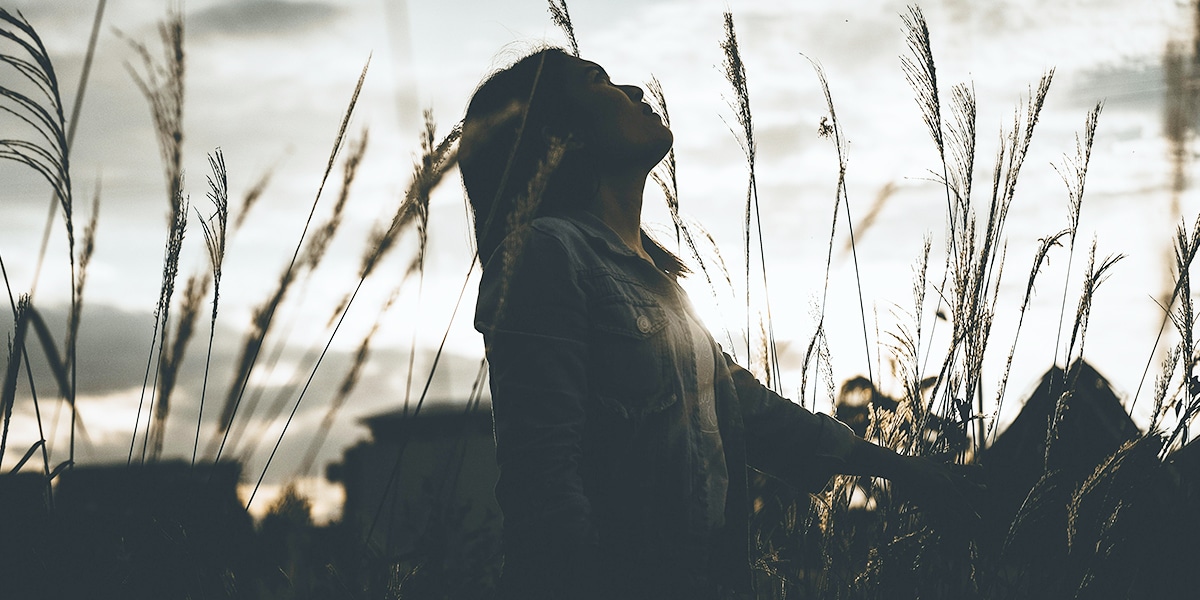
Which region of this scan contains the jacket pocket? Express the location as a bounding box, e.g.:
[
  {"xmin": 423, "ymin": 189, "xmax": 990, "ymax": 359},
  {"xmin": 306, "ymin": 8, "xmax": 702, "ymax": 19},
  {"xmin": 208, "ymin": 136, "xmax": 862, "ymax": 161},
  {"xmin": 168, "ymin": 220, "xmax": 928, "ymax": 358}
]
[{"xmin": 589, "ymin": 296, "xmax": 679, "ymax": 420}]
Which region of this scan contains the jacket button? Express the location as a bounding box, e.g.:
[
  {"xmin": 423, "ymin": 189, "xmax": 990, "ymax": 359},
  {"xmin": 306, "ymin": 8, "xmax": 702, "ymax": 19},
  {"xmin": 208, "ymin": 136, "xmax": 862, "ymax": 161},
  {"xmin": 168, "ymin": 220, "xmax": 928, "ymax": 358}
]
[{"xmin": 636, "ymin": 315, "xmax": 652, "ymax": 333}]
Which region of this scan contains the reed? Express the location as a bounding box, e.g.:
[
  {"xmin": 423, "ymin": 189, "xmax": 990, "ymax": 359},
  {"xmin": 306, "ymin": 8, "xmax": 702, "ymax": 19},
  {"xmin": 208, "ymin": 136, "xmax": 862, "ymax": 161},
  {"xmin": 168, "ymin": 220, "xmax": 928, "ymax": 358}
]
[
  {"xmin": 0, "ymin": 7, "xmax": 79, "ymax": 469},
  {"xmin": 193, "ymin": 149, "xmax": 229, "ymax": 466},
  {"xmin": 120, "ymin": 7, "xmax": 187, "ymax": 465},
  {"xmin": 148, "ymin": 272, "xmax": 207, "ymax": 461},
  {"xmin": 547, "ymin": 0, "xmax": 580, "ymax": 57},
  {"xmin": 803, "ymin": 57, "xmax": 873, "ymax": 406},
  {"xmin": 720, "ymin": 12, "xmax": 784, "ymax": 389},
  {"xmin": 207, "ymin": 59, "xmax": 369, "ymax": 466},
  {"xmin": 248, "ymin": 113, "xmax": 459, "ymax": 509},
  {"xmin": 129, "ymin": 184, "xmax": 189, "ymax": 465},
  {"xmin": 223, "ymin": 130, "xmax": 368, "ymax": 461},
  {"xmin": 901, "ymin": 0, "xmax": 1056, "ymax": 457},
  {"xmin": 646, "ymin": 78, "xmax": 744, "ymax": 358}
]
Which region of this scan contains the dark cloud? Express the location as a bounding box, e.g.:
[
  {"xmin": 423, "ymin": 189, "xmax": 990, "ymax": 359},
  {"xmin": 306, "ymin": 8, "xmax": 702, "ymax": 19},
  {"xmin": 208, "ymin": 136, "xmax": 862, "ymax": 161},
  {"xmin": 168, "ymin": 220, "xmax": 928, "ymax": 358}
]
[
  {"xmin": 189, "ymin": 0, "xmax": 343, "ymax": 38},
  {"xmin": 5, "ymin": 300, "xmax": 484, "ymax": 478},
  {"xmin": 6, "ymin": 300, "xmax": 480, "ymax": 399}
]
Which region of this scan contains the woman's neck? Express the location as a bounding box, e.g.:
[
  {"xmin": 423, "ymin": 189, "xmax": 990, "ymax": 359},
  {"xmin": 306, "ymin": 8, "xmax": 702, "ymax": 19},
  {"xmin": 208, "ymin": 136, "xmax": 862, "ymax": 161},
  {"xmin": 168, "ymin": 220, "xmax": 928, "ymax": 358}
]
[{"xmin": 588, "ymin": 169, "xmax": 650, "ymax": 259}]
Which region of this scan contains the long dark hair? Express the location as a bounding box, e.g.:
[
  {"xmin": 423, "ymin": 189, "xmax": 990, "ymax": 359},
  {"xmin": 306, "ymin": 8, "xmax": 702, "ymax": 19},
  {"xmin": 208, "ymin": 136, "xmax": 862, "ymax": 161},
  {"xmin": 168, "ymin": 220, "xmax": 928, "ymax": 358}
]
[{"xmin": 460, "ymin": 47, "xmax": 684, "ymax": 275}]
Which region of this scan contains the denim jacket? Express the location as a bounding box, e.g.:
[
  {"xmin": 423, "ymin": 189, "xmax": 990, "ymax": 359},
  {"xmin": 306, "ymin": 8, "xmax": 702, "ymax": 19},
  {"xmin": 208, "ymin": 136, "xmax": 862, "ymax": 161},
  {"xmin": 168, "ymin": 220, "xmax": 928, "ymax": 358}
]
[{"xmin": 475, "ymin": 212, "xmax": 856, "ymax": 599}]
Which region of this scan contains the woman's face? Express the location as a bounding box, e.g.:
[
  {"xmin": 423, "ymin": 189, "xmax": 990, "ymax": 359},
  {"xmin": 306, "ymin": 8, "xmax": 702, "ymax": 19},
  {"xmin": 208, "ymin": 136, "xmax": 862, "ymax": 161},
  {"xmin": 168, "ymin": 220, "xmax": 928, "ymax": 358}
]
[{"xmin": 561, "ymin": 56, "xmax": 674, "ymax": 171}]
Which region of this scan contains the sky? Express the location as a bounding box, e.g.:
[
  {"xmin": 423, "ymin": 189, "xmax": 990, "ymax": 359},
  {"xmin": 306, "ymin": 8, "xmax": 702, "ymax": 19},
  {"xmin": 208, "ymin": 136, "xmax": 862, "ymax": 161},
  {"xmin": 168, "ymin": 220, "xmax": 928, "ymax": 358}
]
[{"xmin": 1, "ymin": 0, "xmax": 1198, "ymax": 521}]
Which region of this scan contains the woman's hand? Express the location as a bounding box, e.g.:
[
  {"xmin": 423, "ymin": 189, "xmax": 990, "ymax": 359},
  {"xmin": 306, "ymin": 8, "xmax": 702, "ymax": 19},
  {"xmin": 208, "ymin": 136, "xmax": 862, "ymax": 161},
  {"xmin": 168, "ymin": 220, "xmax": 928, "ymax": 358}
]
[
  {"xmin": 843, "ymin": 439, "xmax": 985, "ymax": 537},
  {"xmin": 889, "ymin": 454, "xmax": 986, "ymax": 538}
]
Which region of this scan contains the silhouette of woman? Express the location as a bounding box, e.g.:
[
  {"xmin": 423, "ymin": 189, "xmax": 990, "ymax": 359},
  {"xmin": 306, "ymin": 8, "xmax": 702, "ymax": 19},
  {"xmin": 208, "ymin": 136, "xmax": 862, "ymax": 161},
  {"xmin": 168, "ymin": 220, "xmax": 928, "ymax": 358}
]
[{"xmin": 461, "ymin": 47, "xmax": 969, "ymax": 600}]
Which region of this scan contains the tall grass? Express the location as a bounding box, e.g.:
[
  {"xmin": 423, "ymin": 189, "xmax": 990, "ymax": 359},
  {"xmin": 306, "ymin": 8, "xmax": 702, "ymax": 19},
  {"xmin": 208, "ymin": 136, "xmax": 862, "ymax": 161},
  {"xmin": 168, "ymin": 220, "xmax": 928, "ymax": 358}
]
[
  {"xmin": 0, "ymin": 7, "xmax": 83, "ymax": 474},
  {"xmin": 120, "ymin": 7, "xmax": 187, "ymax": 465},
  {"xmin": 801, "ymin": 57, "xmax": 873, "ymax": 409},
  {"xmin": 720, "ymin": 12, "xmax": 787, "ymax": 391},
  {"xmin": 207, "ymin": 59, "xmax": 369, "ymax": 466},
  {"xmin": 193, "ymin": 149, "xmax": 229, "ymax": 466}
]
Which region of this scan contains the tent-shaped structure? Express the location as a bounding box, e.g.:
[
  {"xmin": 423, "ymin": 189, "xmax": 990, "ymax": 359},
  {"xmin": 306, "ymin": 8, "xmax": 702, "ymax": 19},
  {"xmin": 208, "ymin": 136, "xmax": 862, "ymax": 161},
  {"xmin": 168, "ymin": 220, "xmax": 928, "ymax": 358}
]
[{"xmin": 981, "ymin": 360, "xmax": 1141, "ymax": 519}]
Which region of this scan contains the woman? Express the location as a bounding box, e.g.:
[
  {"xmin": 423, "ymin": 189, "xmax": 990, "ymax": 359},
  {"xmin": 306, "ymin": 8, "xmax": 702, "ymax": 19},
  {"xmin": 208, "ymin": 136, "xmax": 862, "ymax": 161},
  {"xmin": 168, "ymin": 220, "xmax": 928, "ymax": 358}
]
[{"xmin": 461, "ymin": 48, "xmax": 969, "ymax": 600}]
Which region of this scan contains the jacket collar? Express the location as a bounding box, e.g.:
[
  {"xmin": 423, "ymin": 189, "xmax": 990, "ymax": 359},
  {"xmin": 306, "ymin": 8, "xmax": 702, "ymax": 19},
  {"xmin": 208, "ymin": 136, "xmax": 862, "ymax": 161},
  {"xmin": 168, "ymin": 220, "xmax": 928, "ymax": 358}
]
[{"xmin": 560, "ymin": 210, "xmax": 670, "ymax": 272}]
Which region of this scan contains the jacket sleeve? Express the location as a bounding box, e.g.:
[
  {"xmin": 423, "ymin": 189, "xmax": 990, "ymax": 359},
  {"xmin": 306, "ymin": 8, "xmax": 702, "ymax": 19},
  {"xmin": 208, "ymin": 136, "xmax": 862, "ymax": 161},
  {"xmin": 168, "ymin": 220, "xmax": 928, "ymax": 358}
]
[
  {"xmin": 724, "ymin": 353, "xmax": 857, "ymax": 493},
  {"xmin": 475, "ymin": 228, "xmax": 599, "ymax": 600}
]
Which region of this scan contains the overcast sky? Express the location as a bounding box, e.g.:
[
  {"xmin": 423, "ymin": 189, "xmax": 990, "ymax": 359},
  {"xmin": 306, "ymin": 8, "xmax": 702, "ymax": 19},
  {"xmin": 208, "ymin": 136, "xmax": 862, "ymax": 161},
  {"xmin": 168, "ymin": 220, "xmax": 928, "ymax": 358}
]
[{"xmin": 1, "ymin": 0, "xmax": 1197, "ymax": 519}]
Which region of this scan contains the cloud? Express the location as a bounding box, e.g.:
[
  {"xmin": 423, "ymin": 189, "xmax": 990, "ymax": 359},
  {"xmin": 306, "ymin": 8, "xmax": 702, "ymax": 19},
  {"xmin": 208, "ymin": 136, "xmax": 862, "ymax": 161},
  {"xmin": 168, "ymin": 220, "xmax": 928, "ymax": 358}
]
[
  {"xmin": 3, "ymin": 299, "xmax": 486, "ymax": 485},
  {"xmin": 1069, "ymin": 63, "xmax": 1167, "ymax": 110},
  {"xmin": 189, "ymin": 0, "xmax": 343, "ymax": 38}
]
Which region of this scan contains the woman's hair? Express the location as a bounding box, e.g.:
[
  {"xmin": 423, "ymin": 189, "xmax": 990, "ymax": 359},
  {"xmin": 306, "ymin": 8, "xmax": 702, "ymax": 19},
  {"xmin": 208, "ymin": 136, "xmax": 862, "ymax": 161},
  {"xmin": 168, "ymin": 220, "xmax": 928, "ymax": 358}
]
[
  {"xmin": 460, "ymin": 47, "xmax": 685, "ymax": 275},
  {"xmin": 460, "ymin": 48, "xmax": 586, "ymax": 261}
]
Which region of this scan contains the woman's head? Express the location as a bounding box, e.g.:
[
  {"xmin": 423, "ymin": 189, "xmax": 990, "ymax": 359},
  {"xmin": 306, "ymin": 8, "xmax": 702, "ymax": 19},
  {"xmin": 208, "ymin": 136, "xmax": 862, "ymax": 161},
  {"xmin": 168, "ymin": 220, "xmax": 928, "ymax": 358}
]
[{"xmin": 460, "ymin": 48, "xmax": 673, "ymax": 261}]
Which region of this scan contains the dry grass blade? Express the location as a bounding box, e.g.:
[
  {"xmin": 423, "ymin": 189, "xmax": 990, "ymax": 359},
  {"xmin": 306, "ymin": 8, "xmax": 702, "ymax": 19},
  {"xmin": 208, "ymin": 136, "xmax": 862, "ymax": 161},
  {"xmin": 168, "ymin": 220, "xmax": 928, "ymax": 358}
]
[
  {"xmin": 193, "ymin": 149, "xmax": 229, "ymax": 466},
  {"xmin": 1132, "ymin": 214, "xmax": 1200, "ymax": 413},
  {"xmin": 1053, "ymin": 102, "xmax": 1103, "ymax": 245},
  {"xmin": 887, "ymin": 238, "xmax": 933, "ymax": 414},
  {"xmin": 66, "ymin": 186, "xmax": 99, "ymax": 462},
  {"xmin": 120, "ymin": 7, "xmax": 185, "ymax": 222},
  {"xmin": 841, "ymin": 182, "xmax": 897, "ymax": 256},
  {"xmin": 547, "ymin": 0, "xmax": 580, "ymax": 57},
  {"xmin": 0, "ymin": 9, "xmax": 73, "ymax": 211},
  {"xmin": 0, "ymin": 12, "xmax": 78, "ymax": 463},
  {"xmin": 1, "ymin": 254, "xmax": 49, "ymax": 477},
  {"xmin": 121, "ymin": 7, "xmax": 187, "ymax": 464},
  {"xmin": 1045, "ymin": 242, "xmax": 1123, "ymax": 456},
  {"xmin": 29, "ymin": 0, "xmax": 103, "ymax": 299},
  {"xmin": 149, "ymin": 273, "xmax": 207, "ymax": 461},
  {"xmin": 945, "ymin": 83, "xmax": 977, "ymax": 221},
  {"xmin": 1003, "ymin": 469, "xmax": 1063, "ymax": 557},
  {"xmin": 224, "ymin": 131, "xmax": 368, "ymax": 460},
  {"xmin": 721, "ymin": 12, "xmax": 754, "ymax": 355},
  {"xmin": 901, "ymin": 5, "xmax": 943, "ymax": 159},
  {"xmin": 807, "ymin": 56, "xmax": 875, "ymax": 391},
  {"xmin": 989, "ymin": 229, "xmax": 1069, "ymax": 441},
  {"xmin": 8, "ymin": 438, "xmax": 44, "ymax": 474},
  {"xmin": 132, "ymin": 187, "xmax": 189, "ymax": 463},
  {"xmin": 646, "ymin": 76, "xmax": 682, "ymax": 242},
  {"xmin": 646, "ymin": 78, "xmax": 735, "ymax": 326},
  {"xmin": 232, "ymin": 160, "xmax": 277, "ymax": 232},
  {"xmin": 22, "ymin": 303, "xmax": 71, "ymax": 402},
  {"xmin": 1, "ymin": 296, "xmax": 31, "ymax": 465},
  {"xmin": 722, "ymin": 11, "xmax": 784, "ymax": 388},
  {"xmin": 1150, "ymin": 344, "xmax": 1181, "ymax": 431},
  {"xmin": 209, "ymin": 59, "xmax": 370, "ymax": 464},
  {"xmin": 69, "ymin": 188, "xmax": 100, "ymax": 369},
  {"xmin": 13, "ymin": 299, "xmax": 89, "ymax": 475},
  {"xmin": 352, "ymin": 116, "xmax": 459, "ymax": 291},
  {"xmin": 1048, "ymin": 100, "xmax": 1100, "ymax": 393},
  {"xmin": 302, "ymin": 130, "xmax": 368, "ymax": 272},
  {"xmin": 1063, "ymin": 243, "xmax": 1123, "ymax": 379},
  {"xmin": 489, "ymin": 136, "xmax": 566, "ymax": 327},
  {"xmin": 295, "ymin": 284, "xmax": 401, "ymax": 478}
]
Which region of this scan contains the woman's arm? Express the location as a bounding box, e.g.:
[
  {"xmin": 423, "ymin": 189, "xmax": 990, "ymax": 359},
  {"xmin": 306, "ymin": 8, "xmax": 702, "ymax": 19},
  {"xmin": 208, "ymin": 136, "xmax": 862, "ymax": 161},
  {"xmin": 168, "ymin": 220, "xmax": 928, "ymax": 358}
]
[
  {"xmin": 727, "ymin": 354, "xmax": 981, "ymax": 526},
  {"xmin": 475, "ymin": 228, "xmax": 598, "ymax": 600},
  {"xmin": 725, "ymin": 355, "xmax": 858, "ymax": 492}
]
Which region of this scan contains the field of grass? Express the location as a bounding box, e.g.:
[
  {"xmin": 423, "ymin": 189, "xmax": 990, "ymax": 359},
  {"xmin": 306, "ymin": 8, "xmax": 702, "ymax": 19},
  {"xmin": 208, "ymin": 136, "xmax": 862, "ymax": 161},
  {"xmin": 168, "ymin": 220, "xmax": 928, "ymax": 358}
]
[{"xmin": 1, "ymin": 1, "xmax": 1198, "ymax": 598}]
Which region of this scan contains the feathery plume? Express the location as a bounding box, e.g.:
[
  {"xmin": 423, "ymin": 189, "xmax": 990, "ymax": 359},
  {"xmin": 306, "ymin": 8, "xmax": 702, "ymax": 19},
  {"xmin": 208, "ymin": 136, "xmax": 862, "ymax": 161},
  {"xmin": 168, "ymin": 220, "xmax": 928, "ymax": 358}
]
[
  {"xmin": 548, "ymin": 0, "xmax": 580, "ymax": 57},
  {"xmin": 208, "ymin": 59, "xmax": 369, "ymax": 464},
  {"xmin": 193, "ymin": 149, "xmax": 229, "ymax": 465}
]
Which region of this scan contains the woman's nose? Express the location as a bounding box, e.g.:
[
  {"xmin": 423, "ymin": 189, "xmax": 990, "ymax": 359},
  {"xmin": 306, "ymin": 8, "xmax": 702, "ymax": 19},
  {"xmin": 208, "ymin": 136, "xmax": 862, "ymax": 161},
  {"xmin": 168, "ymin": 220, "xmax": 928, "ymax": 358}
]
[{"xmin": 618, "ymin": 84, "xmax": 644, "ymax": 102}]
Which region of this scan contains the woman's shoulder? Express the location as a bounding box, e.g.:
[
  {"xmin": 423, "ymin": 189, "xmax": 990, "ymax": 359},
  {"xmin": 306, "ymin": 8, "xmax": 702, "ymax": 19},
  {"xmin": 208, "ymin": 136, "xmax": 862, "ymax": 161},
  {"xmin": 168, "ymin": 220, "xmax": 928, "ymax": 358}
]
[
  {"xmin": 518, "ymin": 214, "xmax": 598, "ymax": 260},
  {"xmin": 528, "ymin": 214, "xmax": 588, "ymax": 241}
]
